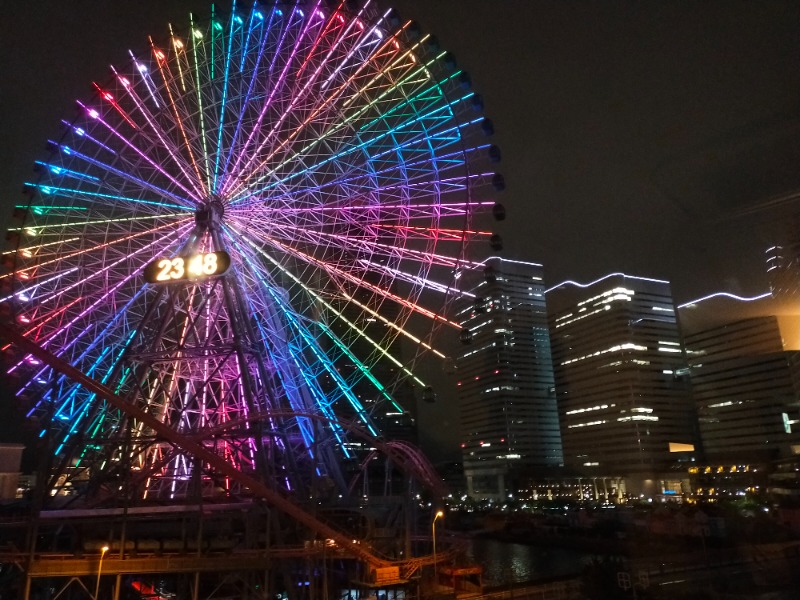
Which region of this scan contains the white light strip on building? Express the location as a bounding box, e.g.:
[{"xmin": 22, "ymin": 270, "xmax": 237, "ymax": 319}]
[{"xmin": 546, "ymin": 272, "xmax": 669, "ymax": 294}]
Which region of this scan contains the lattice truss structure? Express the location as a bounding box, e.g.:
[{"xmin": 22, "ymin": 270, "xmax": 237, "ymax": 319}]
[{"xmin": 5, "ymin": 0, "xmax": 503, "ymax": 505}]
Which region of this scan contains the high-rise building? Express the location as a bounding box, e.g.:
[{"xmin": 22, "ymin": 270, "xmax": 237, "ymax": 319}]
[
  {"xmin": 684, "ymin": 315, "xmax": 800, "ymax": 462},
  {"xmin": 547, "ymin": 273, "xmax": 696, "ymax": 496},
  {"xmin": 455, "ymin": 257, "xmax": 562, "ymax": 499}
]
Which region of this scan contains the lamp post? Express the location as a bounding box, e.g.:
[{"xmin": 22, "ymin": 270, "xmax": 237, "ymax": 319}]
[
  {"xmin": 432, "ymin": 510, "xmax": 444, "ymax": 586},
  {"xmin": 94, "ymin": 545, "xmax": 109, "ymax": 600}
]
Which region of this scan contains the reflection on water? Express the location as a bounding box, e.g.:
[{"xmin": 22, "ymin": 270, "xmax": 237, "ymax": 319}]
[{"xmin": 463, "ymin": 537, "xmax": 590, "ymax": 586}]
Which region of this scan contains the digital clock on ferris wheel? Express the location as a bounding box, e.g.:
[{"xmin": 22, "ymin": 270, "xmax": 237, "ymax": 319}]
[{"xmin": 143, "ymin": 251, "xmax": 231, "ymax": 284}]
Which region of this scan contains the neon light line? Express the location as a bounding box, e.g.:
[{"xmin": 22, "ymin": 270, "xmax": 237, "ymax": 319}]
[
  {"xmin": 231, "ymin": 221, "xmax": 459, "ymax": 329},
  {"xmin": 44, "ymin": 137, "xmax": 193, "ymax": 207},
  {"xmin": 293, "ymin": 1, "xmax": 344, "ymax": 81},
  {"xmin": 546, "ymin": 272, "xmax": 671, "ymax": 294},
  {"xmin": 0, "ymin": 268, "xmax": 79, "ymax": 304},
  {"xmin": 91, "ymin": 83, "xmax": 138, "ymax": 129},
  {"xmin": 374, "ymin": 223, "xmax": 492, "ymax": 241},
  {"xmin": 7, "ymin": 211, "xmax": 191, "ymax": 233},
  {"xmin": 23, "ymin": 183, "xmax": 186, "ymax": 211},
  {"xmin": 233, "ymin": 144, "xmax": 489, "ymax": 207},
  {"xmin": 0, "ymin": 237, "xmax": 80, "ymax": 258},
  {"xmin": 223, "ymin": 14, "xmax": 408, "ymax": 199},
  {"xmin": 128, "ymin": 50, "xmax": 161, "ymax": 109},
  {"xmin": 20, "ymin": 221, "xmax": 191, "ymax": 310},
  {"xmin": 237, "ymin": 200, "xmax": 493, "ymax": 219},
  {"xmin": 21, "ymin": 295, "xmax": 85, "ymax": 342},
  {"xmin": 217, "ymin": 240, "xmax": 341, "ymax": 454},
  {"xmin": 53, "ymin": 346, "xmax": 110, "ymax": 421},
  {"xmin": 150, "ymin": 37, "xmax": 207, "ymax": 196},
  {"xmin": 355, "ymin": 67, "xmax": 464, "ymax": 133},
  {"xmin": 79, "ymin": 92, "xmax": 200, "ymax": 201},
  {"xmin": 315, "ymin": 3, "xmax": 381, "ymax": 92},
  {"xmin": 232, "ymin": 228, "xmax": 428, "ymax": 386},
  {"xmin": 247, "ymin": 240, "xmax": 425, "ymax": 392},
  {"xmin": 238, "ymin": 29, "xmax": 436, "ymax": 190},
  {"xmin": 212, "ymin": 0, "xmax": 237, "ymax": 192},
  {"xmin": 23, "ymin": 206, "xmax": 88, "ymax": 215},
  {"xmin": 5, "ymin": 217, "xmax": 190, "ymax": 285},
  {"xmin": 168, "ymin": 24, "xmax": 188, "ymax": 92},
  {"xmin": 12, "ymin": 227, "xmax": 179, "ymax": 385},
  {"xmin": 189, "ymin": 13, "xmax": 213, "ymax": 192},
  {"xmin": 221, "ymin": 3, "xmax": 331, "ymax": 192},
  {"xmin": 60, "ymin": 121, "xmax": 116, "ymax": 155},
  {"xmin": 259, "ymin": 287, "xmax": 352, "ymax": 448},
  {"xmin": 251, "ymin": 218, "xmax": 465, "ymax": 269},
  {"xmin": 232, "ymin": 98, "xmax": 479, "ymax": 202},
  {"xmin": 342, "ymin": 291, "xmax": 446, "ymax": 359},
  {"xmin": 34, "ymin": 161, "xmax": 100, "ymax": 183},
  {"xmin": 358, "ymin": 259, "xmax": 474, "ymax": 299},
  {"xmin": 677, "ymin": 291, "xmax": 772, "ymax": 308},
  {"xmin": 234, "ymin": 233, "xmax": 387, "ymax": 432},
  {"xmin": 217, "ymin": 3, "xmax": 277, "ymax": 185}
]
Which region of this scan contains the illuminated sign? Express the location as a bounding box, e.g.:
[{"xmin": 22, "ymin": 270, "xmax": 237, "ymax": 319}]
[{"xmin": 143, "ymin": 251, "xmax": 231, "ymax": 283}]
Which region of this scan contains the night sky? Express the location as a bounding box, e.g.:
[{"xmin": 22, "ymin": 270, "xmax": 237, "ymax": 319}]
[
  {"xmin": 4, "ymin": 1, "xmax": 800, "ymax": 301},
  {"xmin": 3, "ymin": 1, "xmax": 800, "ymax": 459}
]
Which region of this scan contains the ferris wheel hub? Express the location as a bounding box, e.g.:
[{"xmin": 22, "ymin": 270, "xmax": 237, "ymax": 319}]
[{"xmin": 195, "ymin": 199, "xmax": 225, "ymax": 229}]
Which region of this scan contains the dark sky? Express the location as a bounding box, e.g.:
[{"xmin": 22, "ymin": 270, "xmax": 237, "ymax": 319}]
[
  {"xmin": 3, "ymin": 1, "xmax": 800, "ymax": 301},
  {"xmin": 3, "ymin": 2, "xmax": 800, "ymax": 460}
]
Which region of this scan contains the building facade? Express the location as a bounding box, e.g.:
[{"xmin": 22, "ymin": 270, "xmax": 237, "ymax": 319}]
[
  {"xmin": 455, "ymin": 258, "xmax": 562, "ymax": 499},
  {"xmin": 547, "ymin": 274, "xmax": 696, "ymax": 496},
  {"xmin": 684, "ymin": 315, "xmax": 800, "ymax": 462}
]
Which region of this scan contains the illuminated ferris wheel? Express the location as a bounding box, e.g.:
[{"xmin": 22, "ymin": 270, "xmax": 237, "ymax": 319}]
[{"xmin": 6, "ymin": 1, "xmax": 502, "ymax": 503}]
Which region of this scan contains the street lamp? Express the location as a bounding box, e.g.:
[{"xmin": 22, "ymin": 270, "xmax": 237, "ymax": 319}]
[
  {"xmin": 432, "ymin": 510, "xmax": 444, "ymax": 585},
  {"xmin": 94, "ymin": 545, "xmax": 109, "ymax": 600}
]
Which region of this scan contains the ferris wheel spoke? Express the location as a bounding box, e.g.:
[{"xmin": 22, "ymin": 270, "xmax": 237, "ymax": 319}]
[
  {"xmin": 23, "ymin": 183, "xmax": 187, "ymax": 213},
  {"xmin": 235, "ymin": 143, "xmax": 495, "ymax": 209},
  {"xmin": 374, "ymin": 223, "xmax": 493, "ymax": 242},
  {"xmin": 246, "ymin": 217, "xmax": 465, "ymax": 271},
  {"xmin": 227, "ymin": 33, "xmax": 457, "ymax": 201},
  {"xmin": 39, "ymin": 139, "xmax": 195, "ymax": 208},
  {"xmin": 228, "ymin": 264, "xmax": 352, "ymax": 453},
  {"xmin": 149, "ymin": 38, "xmax": 208, "ymax": 194},
  {"xmin": 233, "ymin": 227, "xmax": 424, "ymax": 392},
  {"xmin": 5, "ymin": 215, "xmax": 191, "ymax": 283},
  {"xmin": 233, "ymin": 103, "xmax": 482, "ymax": 205},
  {"xmin": 257, "ymin": 288, "xmax": 357, "ymax": 447},
  {"xmin": 219, "ymin": 5, "xmax": 391, "ymax": 198},
  {"xmin": 78, "ymin": 78, "xmax": 202, "ymax": 204},
  {"xmin": 214, "ymin": 9, "xmax": 274, "ymax": 188},
  {"xmin": 18, "ymin": 278, "xmax": 144, "ymax": 406},
  {"xmin": 224, "ymin": 23, "xmax": 413, "ymax": 200},
  {"xmin": 221, "ymin": 6, "xmax": 315, "ymax": 190},
  {"xmin": 13, "ymin": 222, "xmax": 191, "ymax": 356},
  {"xmin": 231, "ymin": 222, "xmax": 460, "ymax": 330},
  {"xmin": 116, "ymin": 64, "xmax": 206, "ymax": 200}
]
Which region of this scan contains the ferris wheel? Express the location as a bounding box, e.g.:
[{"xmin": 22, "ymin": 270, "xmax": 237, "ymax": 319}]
[{"xmin": 5, "ymin": 1, "xmax": 502, "ymax": 503}]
